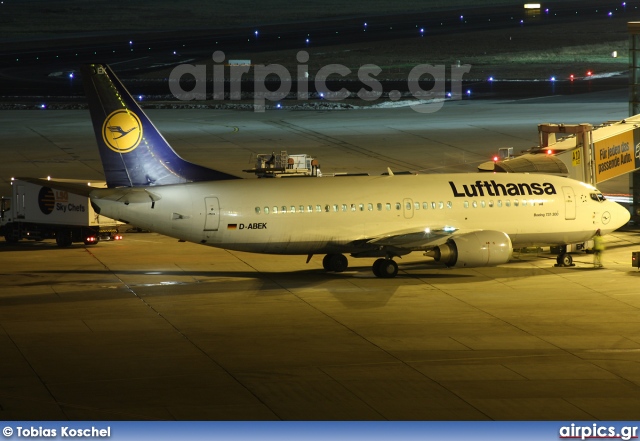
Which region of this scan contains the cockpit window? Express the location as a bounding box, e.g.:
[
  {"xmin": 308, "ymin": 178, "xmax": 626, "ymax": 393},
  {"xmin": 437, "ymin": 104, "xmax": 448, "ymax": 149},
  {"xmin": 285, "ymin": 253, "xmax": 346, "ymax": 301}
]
[{"xmin": 590, "ymin": 192, "xmax": 605, "ymax": 202}]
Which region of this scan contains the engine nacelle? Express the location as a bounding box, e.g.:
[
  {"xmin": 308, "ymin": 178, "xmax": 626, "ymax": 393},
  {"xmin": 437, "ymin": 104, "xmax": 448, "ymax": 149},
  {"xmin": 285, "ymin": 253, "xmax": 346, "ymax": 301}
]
[{"xmin": 428, "ymin": 230, "xmax": 512, "ymax": 268}]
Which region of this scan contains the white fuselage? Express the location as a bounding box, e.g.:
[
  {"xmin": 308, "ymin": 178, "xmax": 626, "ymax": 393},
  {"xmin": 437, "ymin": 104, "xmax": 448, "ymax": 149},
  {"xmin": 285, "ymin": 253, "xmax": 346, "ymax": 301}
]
[{"xmin": 90, "ymin": 173, "xmax": 630, "ymax": 255}]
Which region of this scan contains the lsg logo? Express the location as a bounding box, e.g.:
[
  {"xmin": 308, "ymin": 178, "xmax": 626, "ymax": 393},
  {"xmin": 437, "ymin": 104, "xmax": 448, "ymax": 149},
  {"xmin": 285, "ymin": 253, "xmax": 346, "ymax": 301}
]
[{"xmin": 168, "ymin": 50, "xmax": 471, "ymax": 113}]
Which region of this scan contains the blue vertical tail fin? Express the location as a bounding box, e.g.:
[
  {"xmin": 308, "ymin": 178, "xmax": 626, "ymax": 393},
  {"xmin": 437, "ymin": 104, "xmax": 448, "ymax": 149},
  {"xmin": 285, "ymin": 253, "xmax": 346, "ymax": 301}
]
[{"xmin": 81, "ymin": 64, "xmax": 237, "ymax": 188}]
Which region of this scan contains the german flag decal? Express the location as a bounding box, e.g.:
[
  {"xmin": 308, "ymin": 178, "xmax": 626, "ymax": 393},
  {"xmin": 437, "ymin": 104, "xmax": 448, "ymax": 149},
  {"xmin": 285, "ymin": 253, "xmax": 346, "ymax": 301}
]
[{"xmin": 227, "ymin": 224, "xmax": 238, "ymax": 230}]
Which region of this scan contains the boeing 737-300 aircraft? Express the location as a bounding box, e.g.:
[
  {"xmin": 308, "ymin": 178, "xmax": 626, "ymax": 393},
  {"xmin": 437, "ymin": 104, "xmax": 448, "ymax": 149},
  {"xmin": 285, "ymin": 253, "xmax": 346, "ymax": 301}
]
[{"xmin": 33, "ymin": 64, "xmax": 632, "ymax": 278}]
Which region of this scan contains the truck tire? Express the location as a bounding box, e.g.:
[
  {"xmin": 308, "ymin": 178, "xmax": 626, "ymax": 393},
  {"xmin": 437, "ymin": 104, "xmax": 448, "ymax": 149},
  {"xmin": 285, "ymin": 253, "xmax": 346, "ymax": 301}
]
[
  {"xmin": 55, "ymin": 229, "xmax": 73, "ymax": 247},
  {"xmin": 4, "ymin": 224, "xmax": 19, "ymax": 243},
  {"xmin": 84, "ymin": 236, "xmax": 99, "ymax": 245}
]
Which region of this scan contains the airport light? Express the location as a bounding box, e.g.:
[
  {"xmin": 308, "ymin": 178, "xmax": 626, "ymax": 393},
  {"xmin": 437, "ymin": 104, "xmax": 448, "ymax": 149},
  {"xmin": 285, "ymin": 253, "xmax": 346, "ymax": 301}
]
[
  {"xmin": 488, "ymin": 76, "xmax": 494, "ymax": 82},
  {"xmin": 550, "ymin": 76, "xmax": 556, "ymax": 81}
]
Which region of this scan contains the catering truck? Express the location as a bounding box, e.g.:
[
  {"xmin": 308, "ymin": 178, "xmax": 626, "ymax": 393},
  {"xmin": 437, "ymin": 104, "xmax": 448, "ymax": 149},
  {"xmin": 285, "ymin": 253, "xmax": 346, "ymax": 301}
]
[{"xmin": 0, "ymin": 178, "xmax": 122, "ymax": 246}]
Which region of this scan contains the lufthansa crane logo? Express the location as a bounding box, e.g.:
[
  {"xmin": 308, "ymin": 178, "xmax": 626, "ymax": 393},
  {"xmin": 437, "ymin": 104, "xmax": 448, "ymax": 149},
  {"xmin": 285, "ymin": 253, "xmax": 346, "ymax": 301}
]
[{"xmin": 102, "ymin": 109, "xmax": 143, "ymax": 153}]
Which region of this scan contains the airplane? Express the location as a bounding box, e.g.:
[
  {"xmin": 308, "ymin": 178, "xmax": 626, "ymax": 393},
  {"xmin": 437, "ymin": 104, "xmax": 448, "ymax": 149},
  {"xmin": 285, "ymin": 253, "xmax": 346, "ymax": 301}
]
[{"xmin": 28, "ymin": 63, "xmax": 631, "ymax": 278}]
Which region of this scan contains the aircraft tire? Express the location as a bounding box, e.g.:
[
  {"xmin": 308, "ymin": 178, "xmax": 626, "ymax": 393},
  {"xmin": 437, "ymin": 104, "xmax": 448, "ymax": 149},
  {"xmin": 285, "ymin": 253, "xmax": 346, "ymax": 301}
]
[
  {"xmin": 323, "ymin": 253, "xmax": 348, "ymax": 272},
  {"xmin": 372, "ymin": 258, "xmax": 384, "ymax": 277},
  {"xmin": 557, "ymin": 253, "xmax": 573, "ymax": 267},
  {"xmin": 374, "ymin": 259, "xmax": 398, "ymax": 278}
]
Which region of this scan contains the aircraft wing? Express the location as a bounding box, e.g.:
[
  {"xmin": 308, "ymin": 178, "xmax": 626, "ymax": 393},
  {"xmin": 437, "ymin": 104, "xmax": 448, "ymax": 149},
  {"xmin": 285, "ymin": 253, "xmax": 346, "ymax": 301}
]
[
  {"xmin": 90, "ymin": 187, "xmax": 161, "ymax": 204},
  {"xmin": 363, "ymin": 226, "xmax": 458, "ymax": 250}
]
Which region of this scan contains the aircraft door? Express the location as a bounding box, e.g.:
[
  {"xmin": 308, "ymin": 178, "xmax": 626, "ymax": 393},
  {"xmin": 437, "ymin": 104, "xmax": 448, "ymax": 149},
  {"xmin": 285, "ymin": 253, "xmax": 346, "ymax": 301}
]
[
  {"xmin": 204, "ymin": 197, "xmax": 220, "ymax": 231},
  {"xmin": 403, "ymin": 198, "xmax": 414, "ymax": 219},
  {"xmin": 562, "ymin": 186, "xmax": 576, "ymax": 220}
]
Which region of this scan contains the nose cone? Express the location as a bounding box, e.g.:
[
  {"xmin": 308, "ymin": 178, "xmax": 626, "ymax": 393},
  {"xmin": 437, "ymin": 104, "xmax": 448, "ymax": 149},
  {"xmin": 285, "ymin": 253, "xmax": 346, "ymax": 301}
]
[{"xmin": 608, "ymin": 201, "xmax": 631, "ymax": 232}]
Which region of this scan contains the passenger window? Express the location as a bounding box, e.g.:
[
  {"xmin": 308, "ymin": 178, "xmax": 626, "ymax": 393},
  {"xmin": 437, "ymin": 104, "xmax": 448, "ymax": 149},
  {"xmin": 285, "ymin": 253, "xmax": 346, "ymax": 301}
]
[
  {"xmin": 497, "ymin": 200, "xmax": 502, "ymax": 207},
  {"xmin": 431, "ymin": 202, "xmax": 436, "ymax": 209},
  {"xmin": 414, "ymin": 202, "xmax": 420, "ymax": 210},
  {"xmin": 488, "ymin": 200, "xmax": 494, "ymax": 208},
  {"xmin": 386, "ymin": 203, "xmax": 391, "ymax": 211},
  {"xmin": 395, "ymin": 202, "xmax": 401, "ymax": 210},
  {"xmin": 359, "ymin": 203, "xmax": 364, "ymax": 211},
  {"xmin": 423, "ymin": 202, "xmax": 428, "ymax": 210},
  {"xmin": 377, "ymin": 203, "xmax": 382, "ymax": 211},
  {"xmin": 438, "ymin": 201, "xmax": 444, "ymax": 209},
  {"xmin": 368, "ymin": 203, "xmax": 373, "ymax": 211},
  {"xmin": 308, "ymin": 205, "xmax": 313, "ymax": 213},
  {"xmin": 351, "ymin": 204, "xmax": 356, "ymax": 212},
  {"xmin": 255, "ymin": 207, "xmax": 261, "ymax": 214},
  {"xmin": 316, "ymin": 205, "xmax": 321, "ymax": 212},
  {"xmin": 273, "ymin": 206, "xmax": 278, "ymax": 214},
  {"xmin": 522, "ymin": 200, "xmax": 527, "ymax": 207},
  {"xmin": 480, "ymin": 200, "xmax": 486, "ymax": 208},
  {"xmin": 333, "ymin": 204, "xmax": 339, "ymax": 212},
  {"xmin": 472, "ymin": 201, "xmax": 477, "ymax": 208},
  {"xmin": 342, "ymin": 204, "xmax": 347, "ymax": 212},
  {"xmin": 405, "ymin": 202, "xmax": 412, "ymax": 210},
  {"xmin": 282, "ymin": 206, "xmax": 287, "ymax": 213},
  {"xmin": 514, "ymin": 199, "xmax": 519, "ymax": 207},
  {"xmin": 291, "ymin": 206, "xmax": 296, "ymax": 213},
  {"xmin": 300, "ymin": 205, "xmax": 304, "ymax": 212},
  {"xmin": 447, "ymin": 201, "xmax": 452, "ymax": 209},
  {"xmin": 464, "ymin": 201, "xmax": 469, "ymax": 208},
  {"xmin": 324, "ymin": 205, "xmax": 330, "ymax": 212},
  {"xmin": 506, "ymin": 200, "xmax": 511, "ymax": 207},
  {"xmin": 264, "ymin": 206, "xmax": 270, "ymax": 214}
]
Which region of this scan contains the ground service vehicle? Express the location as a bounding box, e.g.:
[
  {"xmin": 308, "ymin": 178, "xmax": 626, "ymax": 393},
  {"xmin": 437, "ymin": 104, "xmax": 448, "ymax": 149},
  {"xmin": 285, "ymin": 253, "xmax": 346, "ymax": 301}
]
[{"xmin": 1, "ymin": 179, "xmax": 122, "ymax": 246}]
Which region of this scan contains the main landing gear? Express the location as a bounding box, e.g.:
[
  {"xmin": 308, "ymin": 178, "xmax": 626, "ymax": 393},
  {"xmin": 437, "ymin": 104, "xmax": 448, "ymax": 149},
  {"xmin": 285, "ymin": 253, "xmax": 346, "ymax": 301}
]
[
  {"xmin": 372, "ymin": 258, "xmax": 398, "ymax": 278},
  {"xmin": 322, "ymin": 253, "xmax": 399, "ymax": 278},
  {"xmin": 322, "ymin": 254, "xmax": 348, "ymax": 273}
]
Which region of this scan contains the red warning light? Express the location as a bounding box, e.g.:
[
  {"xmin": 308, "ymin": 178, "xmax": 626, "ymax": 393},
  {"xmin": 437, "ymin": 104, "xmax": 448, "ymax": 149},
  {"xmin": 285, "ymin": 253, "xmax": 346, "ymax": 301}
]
[
  {"xmin": 569, "ymin": 74, "xmax": 574, "ymax": 80},
  {"xmin": 586, "ymin": 70, "xmax": 593, "ymax": 76},
  {"xmin": 493, "ymin": 156, "xmax": 499, "ymax": 162},
  {"xmin": 546, "ymin": 149, "xmax": 553, "ymax": 155}
]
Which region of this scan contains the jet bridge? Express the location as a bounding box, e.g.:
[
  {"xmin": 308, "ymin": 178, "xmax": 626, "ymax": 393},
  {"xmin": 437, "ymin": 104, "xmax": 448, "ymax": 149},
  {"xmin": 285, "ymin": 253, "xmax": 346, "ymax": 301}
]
[{"xmin": 480, "ymin": 114, "xmax": 640, "ymax": 187}]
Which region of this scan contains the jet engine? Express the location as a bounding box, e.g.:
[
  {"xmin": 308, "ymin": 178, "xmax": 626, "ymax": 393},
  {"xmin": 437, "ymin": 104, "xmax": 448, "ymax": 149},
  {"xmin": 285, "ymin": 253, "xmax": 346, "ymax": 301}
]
[{"xmin": 426, "ymin": 230, "xmax": 512, "ymax": 268}]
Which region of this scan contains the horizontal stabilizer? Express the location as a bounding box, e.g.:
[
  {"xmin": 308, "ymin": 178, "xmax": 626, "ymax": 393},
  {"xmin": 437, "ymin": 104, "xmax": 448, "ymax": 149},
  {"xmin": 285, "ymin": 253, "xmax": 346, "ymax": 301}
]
[
  {"xmin": 90, "ymin": 187, "xmax": 162, "ymax": 204},
  {"xmin": 15, "ymin": 177, "xmax": 99, "ymax": 198}
]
